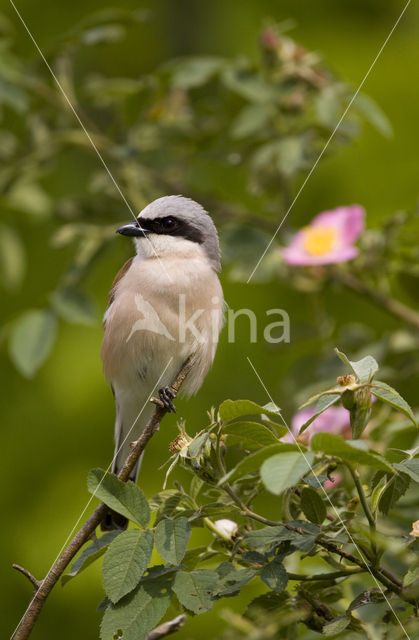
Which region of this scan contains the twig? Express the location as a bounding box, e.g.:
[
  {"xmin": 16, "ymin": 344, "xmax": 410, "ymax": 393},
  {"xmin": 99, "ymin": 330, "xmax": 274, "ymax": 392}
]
[
  {"xmin": 145, "ymin": 614, "xmax": 186, "ymax": 640},
  {"xmin": 287, "ymin": 568, "xmax": 364, "ymax": 581},
  {"xmin": 12, "ymin": 566, "xmax": 41, "ymax": 592},
  {"xmin": 11, "ymin": 357, "xmax": 194, "ymax": 640},
  {"xmin": 331, "ymin": 267, "xmax": 419, "ymax": 330}
]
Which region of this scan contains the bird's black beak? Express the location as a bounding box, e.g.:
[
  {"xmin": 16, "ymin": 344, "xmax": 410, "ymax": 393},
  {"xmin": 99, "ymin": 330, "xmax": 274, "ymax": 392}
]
[{"xmin": 116, "ymin": 222, "xmax": 149, "ymax": 237}]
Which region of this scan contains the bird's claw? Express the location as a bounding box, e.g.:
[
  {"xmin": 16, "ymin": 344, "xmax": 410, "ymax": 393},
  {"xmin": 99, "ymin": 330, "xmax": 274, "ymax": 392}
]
[{"xmin": 158, "ymin": 386, "xmax": 177, "ymax": 413}]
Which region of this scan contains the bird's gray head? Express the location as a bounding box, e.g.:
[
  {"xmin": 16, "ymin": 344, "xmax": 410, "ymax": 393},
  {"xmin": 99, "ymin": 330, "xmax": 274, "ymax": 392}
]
[{"xmin": 117, "ymin": 195, "xmax": 221, "ymax": 272}]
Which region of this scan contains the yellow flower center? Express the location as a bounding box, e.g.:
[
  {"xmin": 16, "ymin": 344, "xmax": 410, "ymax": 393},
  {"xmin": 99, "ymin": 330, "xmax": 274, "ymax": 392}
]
[{"xmin": 302, "ymin": 226, "xmax": 337, "ymax": 256}]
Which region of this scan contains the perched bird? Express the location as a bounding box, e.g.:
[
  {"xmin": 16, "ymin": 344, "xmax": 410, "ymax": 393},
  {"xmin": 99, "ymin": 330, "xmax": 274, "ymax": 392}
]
[{"xmin": 101, "ymin": 195, "xmax": 223, "ymax": 529}]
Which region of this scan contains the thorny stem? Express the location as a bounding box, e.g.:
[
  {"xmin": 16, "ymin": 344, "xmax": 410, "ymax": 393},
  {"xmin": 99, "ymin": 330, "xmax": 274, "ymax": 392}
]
[
  {"xmin": 11, "ymin": 358, "xmax": 194, "ymax": 640},
  {"xmin": 345, "ymin": 463, "xmax": 377, "ymax": 560}
]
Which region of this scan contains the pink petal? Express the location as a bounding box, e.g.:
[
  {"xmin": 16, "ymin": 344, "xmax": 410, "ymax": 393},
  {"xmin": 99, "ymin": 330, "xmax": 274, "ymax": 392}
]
[
  {"xmin": 312, "ymin": 205, "xmax": 365, "ymax": 244},
  {"xmin": 282, "ymin": 244, "xmax": 358, "ymax": 265}
]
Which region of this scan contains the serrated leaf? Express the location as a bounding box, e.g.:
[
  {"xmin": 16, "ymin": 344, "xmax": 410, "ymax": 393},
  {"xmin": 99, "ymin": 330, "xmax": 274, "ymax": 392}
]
[
  {"xmin": 299, "ymin": 394, "xmax": 341, "ymax": 435},
  {"xmin": 219, "ymin": 399, "xmax": 282, "ymax": 423},
  {"xmin": 100, "ymin": 577, "xmax": 171, "ymax": 640},
  {"xmin": 62, "ymin": 531, "xmax": 120, "ymax": 585},
  {"xmin": 9, "ymin": 309, "xmax": 57, "ymax": 377},
  {"xmin": 219, "ymin": 443, "xmax": 306, "ymax": 485},
  {"xmin": 404, "ymin": 564, "xmax": 419, "ymax": 587},
  {"xmin": 378, "ymin": 473, "xmax": 410, "ymax": 515},
  {"xmin": 347, "ymin": 588, "xmax": 385, "ymax": 611},
  {"xmin": 152, "ymin": 490, "xmax": 183, "ymax": 525},
  {"xmin": 300, "ymin": 487, "xmax": 326, "ymax": 524},
  {"xmin": 260, "ymin": 559, "xmax": 288, "ymax": 592},
  {"xmin": 394, "ymin": 459, "xmax": 419, "ymax": 483},
  {"xmin": 335, "ymin": 348, "xmax": 378, "ymax": 383},
  {"xmin": 51, "ymin": 287, "xmax": 97, "ymax": 326},
  {"xmin": 223, "ymin": 421, "xmax": 284, "ymax": 446},
  {"xmin": 371, "ymin": 381, "xmax": 416, "ymax": 426},
  {"xmin": 214, "ymin": 562, "xmax": 258, "ymax": 596},
  {"xmin": 310, "ymin": 433, "xmax": 394, "ymax": 472},
  {"xmin": 172, "ymin": 570, "xmax": 218, "ymax": 614},
  {"xmin": 261, "ymin": 452, "xmax": 315, "ymax": 496},
  {"xmin": 88, "ymin": 468, "xmax": 150, "ymax": 527},
  {"xmin": 322, "ymin": 615, "xmax": 350, "ymax": 635},
  {"xmin": 102, "ymin": 529, "xmax": 154, "ymax": 603},
  {"xmin": 155, "ymin": 517, "xmax": 190, "ymax": 565}
]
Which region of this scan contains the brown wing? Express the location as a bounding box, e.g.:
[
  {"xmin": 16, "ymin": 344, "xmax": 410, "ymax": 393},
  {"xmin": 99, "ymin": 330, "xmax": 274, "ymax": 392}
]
[{"xmin": 103, "ymin": 257, "xmax": 134, "ymax": 328}]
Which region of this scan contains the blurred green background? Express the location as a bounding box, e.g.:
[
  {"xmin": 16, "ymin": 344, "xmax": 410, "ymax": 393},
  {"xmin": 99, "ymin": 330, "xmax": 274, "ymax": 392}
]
[{"xmin": 2, "ymin": 0, "xmax": 419, "ymax": 638}]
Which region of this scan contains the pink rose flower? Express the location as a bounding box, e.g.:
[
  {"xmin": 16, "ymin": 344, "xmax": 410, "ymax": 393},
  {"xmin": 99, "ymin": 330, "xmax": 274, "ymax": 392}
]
[
  {"xmin": 282, "ymin": 205, "xmax": 365, "ymax": 266},
  {"xmin": 286, "ymin": 405, "xmax": 351, "ymax": 445}
]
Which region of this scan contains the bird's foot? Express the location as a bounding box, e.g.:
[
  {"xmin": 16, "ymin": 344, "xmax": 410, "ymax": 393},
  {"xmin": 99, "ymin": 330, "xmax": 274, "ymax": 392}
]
[{"xmin": 158, "ymin": 386, "xmax": 177, "ymax": 413}]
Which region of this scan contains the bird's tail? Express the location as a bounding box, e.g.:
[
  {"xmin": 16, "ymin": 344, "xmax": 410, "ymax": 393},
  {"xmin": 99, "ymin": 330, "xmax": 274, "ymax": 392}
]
[{"xmin": 101, "ymin": 402, "xmax": 146, "ymax": 531}]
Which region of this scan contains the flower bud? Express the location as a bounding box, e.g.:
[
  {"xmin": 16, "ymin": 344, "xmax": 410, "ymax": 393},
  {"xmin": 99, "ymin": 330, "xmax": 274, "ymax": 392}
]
[
  {"xmin": 169, "ymin": 433, "xmax": 192, "ymax": 455},
  {"xmin": 350, "ymin": 387, "xmax": 372, "ymax": 439},
  {"xmin": 214, "ymin": 519, "xmax": 239, "ymax": 539}
]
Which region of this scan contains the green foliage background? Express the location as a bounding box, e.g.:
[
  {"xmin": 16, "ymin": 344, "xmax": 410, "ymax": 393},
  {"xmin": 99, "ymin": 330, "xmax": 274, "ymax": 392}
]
[{"xmin": 2, "ymin": 1, "xmax": 419, "ymax": 638}]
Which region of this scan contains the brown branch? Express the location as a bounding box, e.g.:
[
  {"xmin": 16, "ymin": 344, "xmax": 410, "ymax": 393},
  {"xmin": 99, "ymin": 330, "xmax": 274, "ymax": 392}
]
[
  {"xmin": 12, "ymin": 357, "xmax": 194, "ymax": 640},
  {"xmin": 145, "ymin": 614, "xmax": 186, "ymax": 640}
]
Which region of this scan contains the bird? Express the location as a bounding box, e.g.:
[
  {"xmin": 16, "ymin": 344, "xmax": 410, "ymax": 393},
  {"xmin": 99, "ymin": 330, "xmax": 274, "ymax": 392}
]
[{"xmin": 101, "ymin": 195, "xmax": 223, "ymax": 529}]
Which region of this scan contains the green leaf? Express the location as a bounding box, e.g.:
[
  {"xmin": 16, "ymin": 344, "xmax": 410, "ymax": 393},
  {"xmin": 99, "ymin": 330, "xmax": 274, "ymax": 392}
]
[
  {"xmin": 214, "ymin": 562, "xmax": 258, "ymax": 596},
  {"xmin": 298, "ymin": 394, "xmax": 341, "ymax": 435},
  {"xmin": 219, "ymin": 399, "xmax": 282, "ymax": 423},
  {"xmin": 0, "ymin": 224, "xmax": 26, "ymax": 291},
  {"xmin": 300, "ymin": 487, "xmax": 326, "ymax": 525},
  {"xmin": 244, "ymin": 526, "xmax": 286, "ymax": 551},
  {"xmin": 87, "ymin": 469, "xmax": 150, "ymax": 527},
  {"xmin": 219, "ymin": 443, "xmax": 306, "ymax": 485},
  {"xmin": 371, "ymin": 381, "xmax": 416, "ymax": 426},
  {"xmin": 335, "ymin": 348, "xmax": 378, "ymax": 383},
  {"xmin": 231, "ymin": 104, "xmax": 272, "ymax": 139},
  {"xmin": 347, "ymin": 588, "xmax": 385, "ymax": 611},
  {"xmin": 155, "ymin": 517, "xmax": 191, "ymax": 565},
  {"xmin": 151, "ymin": 490, "xmax": 183, "ymax": 525},
  {"xmin": 9, "ymin": 309, "xmax": 57, "ymax": 378},
  {"xmin": 172, "ymin": 570, "xmax": 218, "ymax": 614},
  {"xmin": 322, "ymin": 615, "xmax": 350, "ymax": 635},
  {"xmin": 102, "ymin": 529, "xmax": 154, "ymax": 603},
  {"xmin": 260, "ymin": 559, "xmax": 288, "ymax": 592},
  {"xmin": 100, "ymin": 577, "xmax": 171, "ymax": 640},
  {"xmin": 51, "ymin": 287, "xmax": 98, "ymax": 326},
  {"xmin": 222, "ymin": 67, "xmax": 275, "ymax": 103},
  {"xmin": 393, "ymin": 459, "xmax": 419, "ymax": 483},
  {"xmin": 62, "ymin": 531, "xmax": 119, "ymax": 585},
  {"xmin": 171, "ymin": 56, "xmax": 223, "ymax": 89},
  {"xmin": 378, "ymin": 473, "xmax": 410, "ymax": 515},
  {"xmin": 261, "ymin": 452, "xmax": 315, "ymax": 496},
  {"xmin": 354, "ymin": 93, "xmax": 393, "ymax": 138},
  {"xmin": 404, "ymin": 564, "xmax": 419, "ymax": 587},
  {"xmin": 223, "ymin": 421, "xmax": 285, "ymax": 446},
  {"xmin": 310, "ymin": 433, "xmax": 394, "ymax": 472},
  {"xmin": 244, "ymin": 522, "xmax": 320, "ymax": 553}
]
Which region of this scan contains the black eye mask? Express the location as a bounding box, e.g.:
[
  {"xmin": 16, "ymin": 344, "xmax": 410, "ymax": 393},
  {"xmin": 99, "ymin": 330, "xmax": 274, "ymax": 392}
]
[{"xmin": 138, "ymin": 216, "xmax": 204, "ymax": 244}]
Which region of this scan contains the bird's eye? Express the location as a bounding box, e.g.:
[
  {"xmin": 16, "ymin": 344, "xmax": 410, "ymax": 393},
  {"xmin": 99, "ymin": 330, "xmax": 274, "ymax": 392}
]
[{"xmin": 161, "ymin": 216, "xmax": 177, "ymax": 229}]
